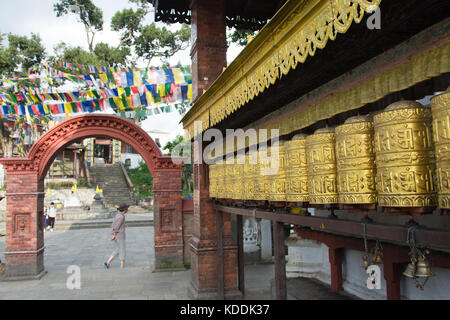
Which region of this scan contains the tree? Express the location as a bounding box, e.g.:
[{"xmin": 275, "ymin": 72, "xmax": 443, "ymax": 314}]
[
  {"xmin": 0, "ymin": 33, "xmax": 46, "ymax": 78},
  {"xmin": 126, "ymin": 161, "xmax": 153, "ymax": 199},
  {"xmin": 228, "ymin": 29, "xmax": 255, "ymax": 47},
  {"xmin": 163, "ymin": 135, "xmax": 193, "ymax": 195},
  {"xmin": 135, "ymin": 23, "xmax": 190, "ymax": 68},
  {"xmin": 111, "ymin": 8, "xmax": 147, "ymax": 47},
  {"xmin": 54, "ymin": 0, "xmax": 104, "ymax": 53},
  {"xmin": 0, "ymin": 33, "xmax": 47, "ymax": 157}
]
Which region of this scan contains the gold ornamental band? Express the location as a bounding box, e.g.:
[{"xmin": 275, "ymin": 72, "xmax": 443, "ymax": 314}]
[{"xmin": 374, "ymin": 100, "xmax": 437, "ymax": 207}]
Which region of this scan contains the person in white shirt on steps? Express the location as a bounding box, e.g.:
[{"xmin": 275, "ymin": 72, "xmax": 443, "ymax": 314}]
[{"xmin": 46, "ymin": 202, "xmax": 57, "ymax": 232}]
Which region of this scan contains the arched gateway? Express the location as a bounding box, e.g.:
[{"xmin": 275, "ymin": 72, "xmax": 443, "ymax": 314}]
[{"xmin": 0, "ymin": 114, "xmax": 185, "ymax": 280}]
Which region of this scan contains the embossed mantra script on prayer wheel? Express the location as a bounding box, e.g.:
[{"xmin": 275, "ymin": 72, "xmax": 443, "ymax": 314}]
[
  {"xmin": 285, "ymin": 134, "xmax": 309, "ymax": 202},
  {"xmin": 233, "ymin": 154, "xmax": 245, "ymax": 200},
  {"xmin": 244, "ymin": 151, "xmax": 257, "ymax": 200},
  {"xmin": 268, "ymin": 142, "xmax": 287, "ymax": 202},
  {"xmin": 255, "ymin": 147, "xmax": 269, "ymax": 200},
  {"xmin": 335, "ymin": 115, "xmax": 377, "ymax": 204},
  {"xmin": 224, "ymin": 160, "xmax": 234, "ymax": 199},
  {"xmin": 306, "ymin": 127, "xmax": 339, "ymax": 204},
  {"xmin": 431, "ymin": 90, "xmax": 450, "ymax": 209},
  {"xmin": 373, "ymin": 101, "xmax": 437, "ymax": 208},
  {"xmin": 209, "ymin": 163, "xmax": 217, "ymax": 198},
  {"xmin": 216, "ymin": 162, "xmax": 225, "ymax": 199}
]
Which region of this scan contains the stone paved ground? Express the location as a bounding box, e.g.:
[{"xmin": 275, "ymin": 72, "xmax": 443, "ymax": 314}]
[
  {"xmin": 0, "ymin": 226, "xmax": 352, "ymax": 300},
  {"xmin": 0, "ymin": 226, "xmax": 277, "ymax": 300}
]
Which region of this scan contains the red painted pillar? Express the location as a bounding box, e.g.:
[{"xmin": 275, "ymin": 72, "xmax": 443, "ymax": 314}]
[
  {"xmin": 383, "ymin": 246, "xmax": 404, "ymax": 300},
  {"xmin": 3, "ymin": 170, "xmax": 46, "ymax": 280},
  {"xmin": 188, "ymin": 139, "xmax": 240, "ymax": 299},
  {"xmin": 329, "ymin": 246, "xmax": 343, "ymax": 292},
  {"xmin": 189, "ymin": 0, "xmax": 227, "ymax": 101},
  {"xmin": 152, "ymin": 165, "xmax": 185, "ymax": 271}
]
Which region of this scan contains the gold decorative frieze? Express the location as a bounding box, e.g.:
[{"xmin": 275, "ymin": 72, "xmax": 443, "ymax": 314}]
[
  {"xmin": 335, "ymin": 115, "xmax": 377, "ymax": 204},
  {"xmin": 431, "ymin": 89, "xmax": 450, "ymax": 208},
  {"xmin": 306, "ymin": 128, "xmax": 338, "ymax": 204},
  {"xmin": 285, "ymin": 135, "xmax": 309, "ymax": 202},
  {"xmin": 183, "ymin": 0, "xmax": 383, "ymax": 136},
  {"xmin": 373, "ymin": 101, "xmax": 437, "ymax": 207}
]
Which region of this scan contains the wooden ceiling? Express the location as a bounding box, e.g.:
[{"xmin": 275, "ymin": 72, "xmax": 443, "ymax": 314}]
[{"xmin": 150, "ymin": 0, "xmax": 286, "ymax": 30}]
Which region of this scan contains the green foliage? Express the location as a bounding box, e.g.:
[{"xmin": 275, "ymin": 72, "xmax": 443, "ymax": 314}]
[
  {"xmin": 94, "ymin": 43, "xmax": 130, "ymax": 67},
  {"xmin": 135, "ymin": 23, "xmax": 190, "ymax": 66},
  {"xmin": 54, "ymin": 0, "xmax": 104, "ymax": 53},
  {"xmin": 54, "ymin": 0, "xmax": 104, "ymax": 31},
  {"xmin": 111, "ymin": 8, "xmax": 147, "ymax": 47},
  {"xmin": 163, "ymin": 135, "xmax": 193, "ymax": 196},
  {"xmin": 52, "ymin": 41, "xmax": 131, "ymax": 73},
  {"xmin": 0, "ymin": 33, "xmax": 46, "ymax": 78},
  {"xmin": 126, "ymin": 161, "xmax": 153, "ymax": 198},
  {"xmin": 228, "ymin": 28, "xmax": 255, "ymax": 47}
]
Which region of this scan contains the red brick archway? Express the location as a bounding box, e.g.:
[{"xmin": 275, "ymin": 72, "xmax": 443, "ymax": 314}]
[{"xmin": 0, "ymin": 114, "xmax": 185, "ymax": 280}]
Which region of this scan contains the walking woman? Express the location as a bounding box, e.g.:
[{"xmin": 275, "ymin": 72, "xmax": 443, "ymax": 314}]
[{"xmin": 104, "ymin": 204, "xmax": 129, "ymax": 269}]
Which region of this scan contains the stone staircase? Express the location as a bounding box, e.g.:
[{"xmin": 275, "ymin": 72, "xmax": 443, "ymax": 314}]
[{"xmin": 89, "ymin": 164, "xmax": 133, "ymax": 207}]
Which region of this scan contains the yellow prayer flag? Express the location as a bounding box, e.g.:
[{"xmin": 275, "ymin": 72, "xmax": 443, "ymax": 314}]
[
  {"xmin": 43, "ymin": 104, "xmax": 50, "ymax": 114},
  {"xmin": 99, "ymin": 73, "xmax": 108, "ymax": 85},
  {"xmin": 172, "ymin": 68, "xmax": 185, "ymax": 84},
  {"xmin": 145, "ymin": 90, "xmax": 153, "ymax": 104},
  {"xmin": 187, "ymin": 84, "xmax": 192, "ymax": 99},
  {"xmin": 118, "ymin": 87, "xmax": 125, "ymax": 96},
  {"xmin": 30, "ymin": 94, "xmax": 39, "ymax": 103},
  {"xmin": 64, "ymin": 102, "xmax": 72, "ymax": 119},
  {"xmin": 133, "ymin": 71, "xmax": 141, "ymax": 87},
  {"xmin": 113, "ymin": 97, "xmax": 125, "ymax": 110},
  {"xmin": 157, "ymin": 84, "xmax": 166, "ymax": 97}
]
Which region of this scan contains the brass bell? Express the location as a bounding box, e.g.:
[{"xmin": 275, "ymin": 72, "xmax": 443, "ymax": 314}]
[
  {"xmin": 372, "ymin": 248, "xmax": 383, "ymax": 265},
  {"xmin": 363, "ymin": 255, "xmax": 369, "ymax": 269},
  {"xmin": 415, "ymin": 255, "xmax": 433, "ymax": 278},
  {"xmin": 403, "ymin": 260, "xmax": 416, "ymax": 278}
]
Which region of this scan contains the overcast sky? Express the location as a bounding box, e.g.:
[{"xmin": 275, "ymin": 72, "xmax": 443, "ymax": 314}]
[{"xmin": 0, "ymin": 0, "xmax": 243, "ymax": 147}]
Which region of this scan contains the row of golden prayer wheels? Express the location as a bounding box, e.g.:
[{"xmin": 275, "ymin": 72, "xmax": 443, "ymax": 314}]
[{"xmin": 209, "ymin": 91, "xmax": 450, "ymax": 211}]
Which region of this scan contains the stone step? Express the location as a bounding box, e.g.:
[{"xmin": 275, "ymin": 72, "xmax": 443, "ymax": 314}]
[{"xmin": 52, "ymin": 219, "xmax": 153, "ymax": 231}]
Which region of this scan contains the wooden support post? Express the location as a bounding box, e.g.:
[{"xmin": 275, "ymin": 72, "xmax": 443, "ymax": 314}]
[
  {"xmin": 273, "ymin": 221, "xmax": 287, "ymax": 300},
  {"xmin": 236, "ymin": 214, "xmax": 245, "ymax": 295},
  {"xmin": 216, "ymin": 209, "xmax": 224, "ymax": 299},
  {"xmin": 383, "ymin": 246, "xmax": 403, "ymax": 300},
  {"xmin": 328, "ymin": 246, "xmax": 343, "ymax": 292}
]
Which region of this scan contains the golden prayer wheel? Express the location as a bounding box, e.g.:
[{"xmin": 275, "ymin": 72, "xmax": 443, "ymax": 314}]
[
  {"xmin": 209, "ymin": 163, "xmax": 217, "ymax": 198},
  {"xmin": 285, "ymin": 134, "xmax": 308, "ymax": 202},
  {"xmin": 373, "ymin": 100, "xmax": 437, "ymax": 207},
  {"xmin": 244, "ymin": 150, "xmax": 258, "ymax": 200},
  {"xmin": 268, "ymin": 142, "xmax": 287, "ymax": 202},
  {"xmin": 233, "ymin": 154, "xmax": 245, "ymax": 199},
  {"xmin": 306, "ymin": 127, "xmax": 339, "ymax": 204},
  {"xmin": 216, "ymin": 162, "xmax": 225, "ymax": 198},
  {"xmin": 431, "ymin": 90, "xmax": 450, "ymax": 208},
  {"xmin": 254, "ymin": 147, "xmax": 269, "ymax": 200},
  {"xmin": 335, "ymin": 115, "xmax": 377, "ymax": 204},
  {"xmin": 224, "ymin": 159, "xmax": 234, "ymax": 199}
]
